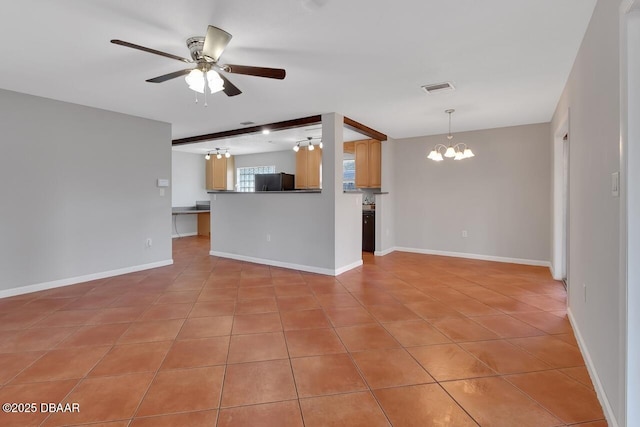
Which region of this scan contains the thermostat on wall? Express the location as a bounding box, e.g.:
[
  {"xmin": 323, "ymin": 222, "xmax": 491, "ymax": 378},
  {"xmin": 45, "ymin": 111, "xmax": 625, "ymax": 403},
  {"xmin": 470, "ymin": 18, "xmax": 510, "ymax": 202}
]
[{"xmin": 157, "ymin": 179, "xmax": 170, "ymax": 188}]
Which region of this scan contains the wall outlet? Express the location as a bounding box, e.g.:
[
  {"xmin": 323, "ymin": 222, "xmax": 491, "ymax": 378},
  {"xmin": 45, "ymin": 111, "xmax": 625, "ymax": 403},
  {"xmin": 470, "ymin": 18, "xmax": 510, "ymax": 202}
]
[
  {"xmin": 462, "ymin": 230, "xmax": 468, "ymax": 238},
  {"xmin": 145, "ymin": 238, "xmax": 153, "ymax": 248},
  {"xmin": 266, "ymin": 234, "xmax": 271, "ymax": 242},
  {"xmin": 583, "ymin": 283, "xmax": 587, "ymax": 302},
  {"xmin": 159, "ymin": 188, "xmax": 165, "ymax": 197}
]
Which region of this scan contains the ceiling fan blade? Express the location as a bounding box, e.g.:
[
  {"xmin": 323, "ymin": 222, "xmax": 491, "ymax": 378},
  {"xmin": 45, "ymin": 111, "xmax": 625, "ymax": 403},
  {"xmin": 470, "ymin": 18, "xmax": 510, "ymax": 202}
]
[
  {"xmin": 223, "ymin": 64, "xmax": 286, "ymax": 80},
  {"xmin": 111, "ymin": 39, "xmax": 192, "ymax": 63},
  {"xmin": 146, "ymin": 68, "xmax": 193, "ymax": 83},
  {"xmin": 219, "ymin": 74, "xmax": 242, "ymax": 97},
  {"xmin": 202, "ymin": 26, "xmax": 232, "ymax": 62}
]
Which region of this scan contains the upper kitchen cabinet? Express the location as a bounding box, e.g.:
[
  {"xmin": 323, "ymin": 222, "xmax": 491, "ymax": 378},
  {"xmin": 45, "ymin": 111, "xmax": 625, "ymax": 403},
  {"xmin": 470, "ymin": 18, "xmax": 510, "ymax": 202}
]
[
  {"xmin": 206, "ymin": 156, "xmax": 235, "ymax": 190},
  {"xmin": 295, "ymin": 146, "xmax": 322, "ymax": 189},
  {"xmin": 354, "ymin": 139, "xmax": 381, "ymax": 188}
]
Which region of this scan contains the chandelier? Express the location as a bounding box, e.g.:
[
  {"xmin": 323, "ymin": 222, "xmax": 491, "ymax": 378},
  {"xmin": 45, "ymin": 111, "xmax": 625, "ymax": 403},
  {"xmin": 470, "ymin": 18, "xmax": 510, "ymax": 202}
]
[{"xmin": 427, "ymin": 109, "xmax": 475, "ymax": 161}]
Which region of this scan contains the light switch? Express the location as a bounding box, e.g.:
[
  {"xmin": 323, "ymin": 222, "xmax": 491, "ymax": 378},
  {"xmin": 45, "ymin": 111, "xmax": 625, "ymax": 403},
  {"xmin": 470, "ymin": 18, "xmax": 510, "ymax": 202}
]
[
  {"xmin": 612, "ymin": 172, "xmax": 619, "ymax": 197},
  {"xmin": 157, "ymin": 178, "xmax": 170, "ymax": 188}
]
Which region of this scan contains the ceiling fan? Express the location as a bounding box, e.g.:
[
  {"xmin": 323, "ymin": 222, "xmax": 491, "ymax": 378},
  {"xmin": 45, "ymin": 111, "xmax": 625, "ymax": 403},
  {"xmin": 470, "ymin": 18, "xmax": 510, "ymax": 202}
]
[{"xmin": 111, "ymin": 25, "xmax": 286, "ymax": 98}]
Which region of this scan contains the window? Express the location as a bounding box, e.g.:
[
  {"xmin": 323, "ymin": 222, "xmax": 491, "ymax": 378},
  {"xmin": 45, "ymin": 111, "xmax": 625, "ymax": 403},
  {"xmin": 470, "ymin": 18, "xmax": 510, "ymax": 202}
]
[
  {"xmin": 343, "ymin": 159, "xmax": 356, "ymax": 191},
  {"xmin": 236, "ymin": 166, "xmax": 276, "ymax": 192}
]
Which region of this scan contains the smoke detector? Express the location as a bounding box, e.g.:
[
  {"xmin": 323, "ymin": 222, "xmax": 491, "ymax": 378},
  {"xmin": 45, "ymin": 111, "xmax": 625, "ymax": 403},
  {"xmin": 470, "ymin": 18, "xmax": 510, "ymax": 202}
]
[{"xmin": 421, "ymin": 81, "xmax": 455, "ymax": 94}]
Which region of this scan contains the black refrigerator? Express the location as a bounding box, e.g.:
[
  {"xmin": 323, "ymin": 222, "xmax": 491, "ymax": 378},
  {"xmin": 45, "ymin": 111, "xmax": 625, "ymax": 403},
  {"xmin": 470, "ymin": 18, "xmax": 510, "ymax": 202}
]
[
  {"xmin": 362, "ymin": 211, "xmax": 375, "ymax": 252},
  {"xmin": 254, "ymin": 173, "xmax": 295, "ymax": 191}
]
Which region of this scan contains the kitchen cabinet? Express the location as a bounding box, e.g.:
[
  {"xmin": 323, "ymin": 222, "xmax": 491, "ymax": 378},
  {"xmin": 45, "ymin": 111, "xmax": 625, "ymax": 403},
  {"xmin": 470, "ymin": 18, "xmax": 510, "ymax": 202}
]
[
  {"xmin": 197, "ymin": 213, "xmax": 210, "ymax": 236},
  {"xmin": 344, "ymin": 141, "xmax": 355, "ymax": 154},
  {"xmin": 295, "ymin": 147, "xmax": 322, "ymax": 189},
  {"xmin": 354, "ymin": 139, "xmax": 381, "ymax": 188},
  {"xmin": 206, "ymin": 156, "xmax": 235, "ymax": 190}
]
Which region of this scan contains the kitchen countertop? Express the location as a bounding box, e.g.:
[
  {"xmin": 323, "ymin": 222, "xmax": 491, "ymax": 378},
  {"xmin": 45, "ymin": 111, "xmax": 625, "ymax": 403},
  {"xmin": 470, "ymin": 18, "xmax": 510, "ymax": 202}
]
[
  {"xmin": 172, "ymin": 207, "xmax": 210, "ymax": 214},
  {"xmin": 207, "ymin": 190, "xmax": 321, "ymax": 194}
]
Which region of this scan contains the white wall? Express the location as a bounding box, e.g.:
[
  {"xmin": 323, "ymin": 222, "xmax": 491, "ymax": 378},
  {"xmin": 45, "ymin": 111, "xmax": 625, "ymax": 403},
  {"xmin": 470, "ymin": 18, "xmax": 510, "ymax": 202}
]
[
  {"xmin": 550, "ymin": 0, "xmax": 623, "ymax": 424},
  {"xmin": 393, "ymin": 123, "xmax": 551, "ymax": 264},
  {"xmin": 233, "ymin": 150, "xmax": 296, "ymax": 177},
  {"xmin": 334, "ymin": 116, "xmax": 363, "ymax": 273},
  {"xmin": 171, "ymin": 151, "xmax": 208, "ymax": 236},
  {"xmin": 375, "ymin": 138, "xmax": 397, "ymax": 255},
  {"xmin": 209, "ymin": 113, "xmax": 362, "ymax": 275},
  {"xmin": 0, "ymin": 89, "xmax": 172, "ymax": 296}
]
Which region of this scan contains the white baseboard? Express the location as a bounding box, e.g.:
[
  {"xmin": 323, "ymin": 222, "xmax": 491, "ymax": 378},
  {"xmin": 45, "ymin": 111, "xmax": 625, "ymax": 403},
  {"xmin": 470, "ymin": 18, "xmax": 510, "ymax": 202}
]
[
  {"xmin": 393, "ymin": 246, "xmax": 551, "ymax": 267},
  {"xmin": 567, "ymin": 308, "xmax": 619, "ymax": 427},
  {"xmin": 209, "ymin": 251, "xmax": 361, "ymax": 276},
  {"xmin": 172, "ymin": 232, "xmax": 198, "ymax": 239},
  {"xmin": 549, "ymin": 263, "xmax": 565, "ymax": 281},
  {"xmin": 335, "ymin": 260, "xmax": 363, "ymax": 275},
  {"xmin": 0, "ymin": 259, "xmax": 174, "ymax": 299},
  {"xmin": 374, "ymin": 247, "xmax": 396, "ymax": 256}
]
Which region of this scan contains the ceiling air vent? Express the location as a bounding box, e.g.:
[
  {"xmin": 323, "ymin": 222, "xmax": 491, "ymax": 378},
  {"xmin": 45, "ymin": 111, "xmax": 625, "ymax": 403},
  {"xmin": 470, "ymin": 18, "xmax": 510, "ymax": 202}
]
[{"xmin": 421, "ymin": 82, "xmax": 455, "ymax": 94}]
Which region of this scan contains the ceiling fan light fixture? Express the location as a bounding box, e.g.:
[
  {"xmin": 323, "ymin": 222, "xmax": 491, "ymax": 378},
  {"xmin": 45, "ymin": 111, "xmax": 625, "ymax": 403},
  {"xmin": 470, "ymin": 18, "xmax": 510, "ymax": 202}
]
[
  {"xmin": 206, "ymin": 70, "xmax": 225, "ymax": 94},
  {"xmin": 185, "ymin": 69, "xmax": 205, "ymax": 93},
  {"xmin": 185, "ymin": 69, "xmax": 225, "ymax": 94}
]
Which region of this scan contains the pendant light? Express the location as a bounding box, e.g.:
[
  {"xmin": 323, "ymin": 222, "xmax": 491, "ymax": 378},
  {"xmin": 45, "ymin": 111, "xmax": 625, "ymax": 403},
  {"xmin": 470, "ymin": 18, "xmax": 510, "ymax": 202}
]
[
  {"xmin": 293, "ymin": 136, "xmax": 321, "ymax": 151},
  {"xmin": 427, "ymin": 109, "xmax": 475, "ymax": 161}
]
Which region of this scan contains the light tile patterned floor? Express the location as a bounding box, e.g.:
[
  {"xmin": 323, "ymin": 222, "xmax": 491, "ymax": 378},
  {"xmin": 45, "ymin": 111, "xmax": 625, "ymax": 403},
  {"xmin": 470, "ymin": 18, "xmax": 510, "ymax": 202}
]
[{"xmin": 0, "ymin": 236, "xmax": 606, "ymax": 426}]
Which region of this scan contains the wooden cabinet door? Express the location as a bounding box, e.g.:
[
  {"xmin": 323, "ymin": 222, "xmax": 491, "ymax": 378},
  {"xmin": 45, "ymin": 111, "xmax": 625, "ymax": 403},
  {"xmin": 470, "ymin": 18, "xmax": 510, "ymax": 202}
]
[
  {"xmin": 344, "ymin": 141, "xmax": 355, "ymax": 154},
  {"xmin": 212, "ymin": 157, "xmax": 227, "ymax": 190},
  {"xmin": 295, "ymin": 147, "xmax": 308, "ymax": 189},
  {"xmin": 307, "ymin": 147, "xmax": 322, "ymax": 189},
  {"xmin": 368, "ymin": 139, "xmax": 382, "ymax": 188},
  {"xmin": 354, "ymin": 140, "xmax": 370, "ymax": 188},
  {"xmin": 205, "ymin": 158, "xmax": 214, "ymax": 190}
]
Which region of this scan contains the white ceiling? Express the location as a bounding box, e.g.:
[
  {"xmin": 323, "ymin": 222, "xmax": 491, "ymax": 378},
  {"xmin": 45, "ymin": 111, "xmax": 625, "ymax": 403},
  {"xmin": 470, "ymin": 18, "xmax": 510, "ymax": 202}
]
[{"xmin": 0, "ymin": 0, "xmax": 596, "ymax": 141}]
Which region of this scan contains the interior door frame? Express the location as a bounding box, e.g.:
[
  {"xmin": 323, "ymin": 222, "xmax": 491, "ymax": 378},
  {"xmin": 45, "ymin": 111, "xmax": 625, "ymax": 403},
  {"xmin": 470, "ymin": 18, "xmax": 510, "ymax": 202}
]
[
  {"xmin": 620, "ymin": 1, "xmax": 639, "ymax": 425},
  {"xmin": 552, "ymin": 111, "xmax": 570, "ymax": 283}
]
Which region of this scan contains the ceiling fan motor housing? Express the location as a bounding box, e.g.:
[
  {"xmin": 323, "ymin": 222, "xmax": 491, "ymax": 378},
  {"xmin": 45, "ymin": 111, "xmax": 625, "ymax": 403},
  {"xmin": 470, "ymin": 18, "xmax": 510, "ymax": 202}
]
[{"xmin": 186, "ymin": 37, "xmax": 207, "ymax": 62}]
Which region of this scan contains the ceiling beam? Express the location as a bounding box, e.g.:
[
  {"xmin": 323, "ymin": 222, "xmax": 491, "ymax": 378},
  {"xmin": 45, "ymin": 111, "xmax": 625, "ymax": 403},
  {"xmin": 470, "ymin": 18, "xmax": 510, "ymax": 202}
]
[
  {"xmin": 343, "ymin": 116, "xmax": 387, "ymax": 141},
  {"xmin": 172, "ymin": 115, "xmax": 322, "ymax": 145}
]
